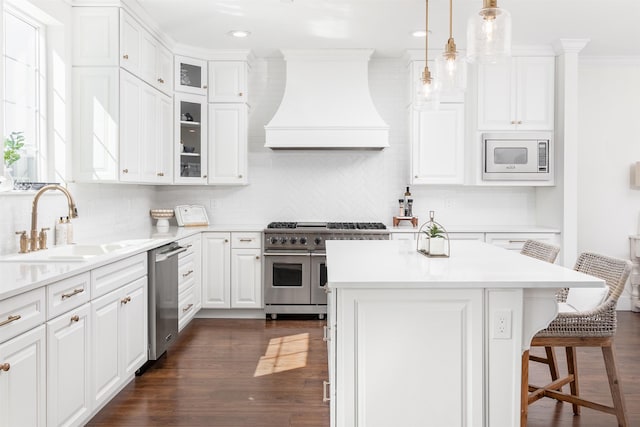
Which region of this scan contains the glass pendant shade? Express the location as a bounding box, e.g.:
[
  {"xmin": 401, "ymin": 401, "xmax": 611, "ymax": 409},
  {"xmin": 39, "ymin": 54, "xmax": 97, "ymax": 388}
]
[
  {"xmin": 414, "ymin": 70, "xmax": 440, "ymax": 110},
  {"xmin": 466, "ymin": 4, "xmax": 511, "ymax": 64},
  {"xmin": 436, "ymin": 49, "xmax": 467, "ymax": 94}
]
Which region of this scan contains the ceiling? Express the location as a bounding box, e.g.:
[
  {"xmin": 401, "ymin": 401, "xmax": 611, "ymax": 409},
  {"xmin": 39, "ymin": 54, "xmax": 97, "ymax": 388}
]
[{"xmin": 133, "ymin": 0, "xmax": 640, "ymax": 58}]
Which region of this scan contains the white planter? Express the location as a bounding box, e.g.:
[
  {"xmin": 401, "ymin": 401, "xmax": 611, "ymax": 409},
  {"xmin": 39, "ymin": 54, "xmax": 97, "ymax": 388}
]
[
  {"xmin": 429, "ymin": 237, "xmax": 446, "ymax": 255},
  {"xmin": 418, "ymin": 235, "xmax": 430, "ymax": 252}
]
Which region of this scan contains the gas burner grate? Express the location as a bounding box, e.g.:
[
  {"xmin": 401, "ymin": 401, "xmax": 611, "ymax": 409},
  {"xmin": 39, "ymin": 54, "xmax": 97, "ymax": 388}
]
[
  {"xmin": 327, "ymin": 222, "xmax": 387, "ymax": 230},
  {"xmin": 267, "ymin": 222, "xmax": 297, "ymax": 229}
]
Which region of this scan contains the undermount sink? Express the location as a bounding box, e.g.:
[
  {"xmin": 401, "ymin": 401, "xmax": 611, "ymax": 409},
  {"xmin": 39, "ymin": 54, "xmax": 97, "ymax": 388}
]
[{"xmin": 0, "ymin": 239, "xmax": 155, "ymax": 263}]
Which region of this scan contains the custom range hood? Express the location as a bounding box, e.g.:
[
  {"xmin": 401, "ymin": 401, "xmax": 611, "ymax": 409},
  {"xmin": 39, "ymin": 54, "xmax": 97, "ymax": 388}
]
[{"xmin": 265, "ymin": 49, "xmax": 389, "ymax": 149}]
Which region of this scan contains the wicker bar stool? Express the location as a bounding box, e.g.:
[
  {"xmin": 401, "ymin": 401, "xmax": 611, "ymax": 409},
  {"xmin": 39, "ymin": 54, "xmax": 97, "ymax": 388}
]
[
  {"xmin": 521, "ymin": 252, "xmax": 632, "ymax": 427},
  {"xmin": 520, "ymin": 239, "xmax": 560, "ymax": 264}
]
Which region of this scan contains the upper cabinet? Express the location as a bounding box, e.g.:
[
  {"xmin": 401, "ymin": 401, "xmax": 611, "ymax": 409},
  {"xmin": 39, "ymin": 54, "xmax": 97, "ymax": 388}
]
[
  {"xmin": 175, "ymin": 93, "xmax": 208, "ymax": 184},
  {"xmin": 208, "ymin": 103, "xmax": 248, "ymax": 185},
  {"xmin": 477, "ymin": 56, "xmax": 555, "ymax": 131},
  {"xmin": 175, "ymin": 56, "xmax": 208, "ymax": 95},
  {"xmin": 208, "ymin": 61, "xmax": 248, "ymax": 103}
]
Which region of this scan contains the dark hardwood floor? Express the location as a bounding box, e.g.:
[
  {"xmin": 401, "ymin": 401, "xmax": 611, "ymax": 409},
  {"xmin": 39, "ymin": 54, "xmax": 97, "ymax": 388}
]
[{"xmin": 88, "ymin": 313, "xmax": 640, "ymax": 427}]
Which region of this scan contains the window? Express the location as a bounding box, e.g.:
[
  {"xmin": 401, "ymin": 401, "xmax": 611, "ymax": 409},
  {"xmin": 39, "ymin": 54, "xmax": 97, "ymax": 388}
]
[{"xmin": 3, "ymin": 8, "xmax": 46, "ymax": 184}]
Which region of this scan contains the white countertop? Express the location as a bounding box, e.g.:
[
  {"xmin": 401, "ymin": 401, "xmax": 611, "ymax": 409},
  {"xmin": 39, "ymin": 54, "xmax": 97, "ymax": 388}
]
[
  {"xmin": 388, "ymin": 224, "xmax": 561, "ymax": 233},
  {"xmin": 0, "ymin": 224, "xmax": 264, "ymax": 300},
  {"xmin": 326, "ymin": 240, "xmax": 602, "ymax": 289}
]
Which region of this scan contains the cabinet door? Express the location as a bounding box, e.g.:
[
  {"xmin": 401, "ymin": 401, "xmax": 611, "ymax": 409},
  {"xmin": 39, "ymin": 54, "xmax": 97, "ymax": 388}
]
[
  {"xmin": 139, "ymin": 31, "xmax": 157, "ymax": 89},
  {"xmin": 72, "ymin": 7, "xmax": 119, "ymax": 66},
  {"xmin": 156, "ymin": 93, "xmax": 173, "ymax": 183},
  {"xmin": 515, "ymin": 57, "xmax": 555, "ymax": 130},
  {"xmin": 208, "ymin": 61, "xmax": 247, "ymax": 103},
  {"xmin": 175, "ymin": 56, "xmax": 208, "ymax": 95},
  {"xmin": 0, "ymin": 325, "xmax": 46, "ymax": 427},
  {"xmin": 139, "ymin": 83, "xmax": 159, "ymax": 183},
  {"xmin": 477, "ymin": 60, "xmax": 514, "ymax": 130},
  {"xmin": 231, "ymin": 248, "xmax": 262, "ymax": 309},
  {"xmin": 72, "ymin": 67, "xmax": 119, "ymax": 182},
  {"xmin": 119, "ymin": 10, "xmax": 141, "ymax": 75},
  {"xmin": 156, "ymin": 44, "xmax": 173, "ymax": 95},
  {"xmin": 175, "ymin": 93, "xmax": 208, "ymax": 183},
  {"xmin": 120, "ymin": 277, "xmax": 148, "ymax": 377},
  {"xmin": 202, "ymin": 233, "xmax": 231, "ymax": 308},
  {"xmin": 47, "ymin": 304, "xmax": 92, "ymax": 427},
  {"xmin": 411, "ymin": 103, "xmax": 465, "ymax": 184},
  {"xmin": 208, "ymin": 103, "xmax": 248, "ymax": 185},
  {"xmin": 119, "ymin": 70, "xmax": 142, "ymax": 182},
  {"xmin": 91, "ymin": 291, "xmax": 121, "ymax": 408}
]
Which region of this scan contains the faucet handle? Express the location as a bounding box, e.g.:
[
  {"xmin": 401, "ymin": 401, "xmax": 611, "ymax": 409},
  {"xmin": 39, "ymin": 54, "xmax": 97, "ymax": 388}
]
[
  {"xmin": 38, "ymin": 227, "xmax": 50, "ymax": 251},
  {"xmin": 15, "ymin": 231, "xmax": 28, "ymax": 253}
]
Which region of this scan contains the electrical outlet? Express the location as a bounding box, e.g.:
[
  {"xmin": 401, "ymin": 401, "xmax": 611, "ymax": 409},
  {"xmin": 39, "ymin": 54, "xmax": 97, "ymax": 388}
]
[{"xmin": 493, "ymin": 309, "xmax": 512, "ymax": 339}]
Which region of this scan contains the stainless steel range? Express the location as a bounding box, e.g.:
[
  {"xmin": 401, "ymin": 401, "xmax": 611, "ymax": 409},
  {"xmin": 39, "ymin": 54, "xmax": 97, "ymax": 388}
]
[{"xmin": 263, "ymin": 222, "xmax": 389, "ymax": 319}]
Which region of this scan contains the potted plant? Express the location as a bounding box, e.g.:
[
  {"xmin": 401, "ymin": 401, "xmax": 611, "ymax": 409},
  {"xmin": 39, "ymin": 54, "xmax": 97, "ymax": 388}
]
[
  {"xmin": 427, "ymin": 223, "xmax": 446, "ymax": 255},
  {"xmin": 0, "ymin": 131, "xmax": 23, "ymax": 192}
]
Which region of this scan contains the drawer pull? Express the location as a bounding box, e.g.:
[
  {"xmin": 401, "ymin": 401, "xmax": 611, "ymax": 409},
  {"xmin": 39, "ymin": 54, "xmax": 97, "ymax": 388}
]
[
  {"xmin": 255, "ymin": 256, "xmax": 260, "ymax": 260},
  {"xmin": 0, "ymin": 315, "xmax": 21, "ymax": 327},
  {"xmin": 508, "ymin": 240, "xmax": 527, "ymax": 244},
  {"xmin": 157, "ymin": 78, "xmax": 165, "ymax": 84},
  {"xmin": 0, "ymin": 363, "xmax": 10, "ymax": 372},
  {"xmin": 182, "ymin": 270, "xmax": 194, "ymax": 278},
  {"xmin": 322, "ymin": 380, "xmax": 330, "ymax": 402},
  {"xmin": 239, "ymin": 238, "xmax": 253, "ymax": 242},
  {"xmin": 122, "ymin": 54, "xmax": 129, "ymax": 59},
  {"xmin": 70, "ymin": 315, "xmax": 80, "ymax": 322},
  {"xmin": 61, "ymin": 288, "xmax": 85, "ymax": 300},
  {"xmin": 323, "ymin": 325, "xmax": 330, "ymax": 342},
  {"xmin": 182, "ymin": 303, "xmax": 194, "ymax": 313},
  {"xmin": 185, "ymin": 244, "xmax": 193, "ymax": 249},
  {"xmin": 121, "ymin": 296, "xmax": 131, "ymax": 304}
]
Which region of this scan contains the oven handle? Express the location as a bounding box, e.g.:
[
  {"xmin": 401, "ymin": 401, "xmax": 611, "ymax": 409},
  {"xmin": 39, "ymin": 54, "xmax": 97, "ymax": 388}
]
[
  {"xmin": 311, "ymin": 252, "xmax": 326, "ymax": 257},
  {"xmin": 263, "ymin": 252, "xmax": 311, "ymax": 257}
]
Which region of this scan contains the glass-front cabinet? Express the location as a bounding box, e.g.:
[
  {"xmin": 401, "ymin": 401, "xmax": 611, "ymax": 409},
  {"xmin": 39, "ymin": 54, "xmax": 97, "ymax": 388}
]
[
  {"xmin": 175, "ymin": 93, "xmax": 207, "ymax": 183},
  {"xmin": 175, "ymin": 55, "xmax": 207, "ymax": 95}
]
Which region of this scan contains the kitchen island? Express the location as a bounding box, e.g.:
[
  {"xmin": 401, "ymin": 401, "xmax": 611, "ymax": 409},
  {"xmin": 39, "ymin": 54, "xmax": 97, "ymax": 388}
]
[{"xmin": 325, "ymin": 239, "xmax": 604, "ymax": 427}]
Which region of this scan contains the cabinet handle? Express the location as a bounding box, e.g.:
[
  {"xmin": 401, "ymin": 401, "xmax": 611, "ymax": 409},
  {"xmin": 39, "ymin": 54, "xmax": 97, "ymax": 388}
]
[
  {"xmin": 121, "ymin": 296, "xmax": 132, "ymax": 304},
  {"xmin": 203, "ymin": 174, "xmax": 207, "ymax": 178},
  {"xmin": 323, "ymin": 325, "xmax": 330, "ymax": 342},
  {"xmin": 0, "ymin": 363, "xmax": 10, "ymax": 372},
  {"xmin": 0, "ymin": 315, "xmax": 21, "ymax": 327},
  {"xmin": 122, "ymin": 169, "xmax": 129, "ymax": 174},
  {"xmin": 238, "ymin": 92, "xmax": 243, "ymax": 97},
  {"xmin": 61, "ymin": 288, "xmax": 84, "ymax": 300},
  {"xmin": 122, "ymin": 54, "xmax": 129, "ymax": 60},
  {"xmin": 182, "ymin": 303, "xmax": 194, "ymax": 313},
  {"xmin": 323, "ymin": 285, "xmax": 331, "ymax": 294},
  {"xmin": 203, "ymin": 85, "xmax": 208, "ymax": 89},
  {"xmin": 185, "ymin": 244, "xmax": 193, "ymax": 249},
  {"xmin": 157, "ymin": 78, "xmax": 164, "ymax": 84},
  {"xmin": 182, "ymin": 270, "xmax": 194, "ymax": 278},
  {"xmin": 70, "ymin": 315, "xmax": 80, "ymax": 322},
  {"xmin": 508, "ymin": 240, "xmax": 527, "ymax": 244},
  {"xmin": 322, "ymin": 380, "xmax": 330, "ymax": 402},
  {"xmin": 224, "ymin": 239, "xmax": 229, "ymax": 243},
  {"xmin": 255, "ymin": 256, "xmax": 260, "ymax": 260},
  {"xmin": 238, "ymin": 174, "xmax": 243, "ymax": 178},
  {"xmin": 157, "ymin": 172, "xmax": 164, "ymax": 177},
  {"xmin": 239, "ymin": 239, "xmax": 253, "ymax": 242},
  {"xmin": 415, "ymin": 175, "xmax": 418, "ymax": 178},
  {"xmin": 510, "ymin": 120, "xmax": 516, "ymax": 124},
  {"xmin": 517, "ymin": 120, "xmax": 523, "ymax": 124}
]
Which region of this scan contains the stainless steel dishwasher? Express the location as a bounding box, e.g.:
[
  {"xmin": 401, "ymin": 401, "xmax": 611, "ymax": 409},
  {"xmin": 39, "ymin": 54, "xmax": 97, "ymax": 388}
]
[{"xmin": 148, "ymin": 242, "xmax": 186, "ymax": 360}]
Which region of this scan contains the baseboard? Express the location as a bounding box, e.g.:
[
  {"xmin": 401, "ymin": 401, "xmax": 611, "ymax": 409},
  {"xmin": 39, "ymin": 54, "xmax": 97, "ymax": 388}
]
[{"xmin": 195, "ymin": 308, "xmax": 266, "ymax": 319}]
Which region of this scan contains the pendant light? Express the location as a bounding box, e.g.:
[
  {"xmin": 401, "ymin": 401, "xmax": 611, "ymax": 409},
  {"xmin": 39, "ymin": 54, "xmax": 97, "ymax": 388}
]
[
  {"xmin": 415, "ymin": 0, "xmax": 440, "ymax": 109},
  {"xmin": 435, "ymin": 0, "xmax": 466, "ymax": 94},
  {"xmin": 466, "ymin": 0, "xmax": 511, "ymax": 64}
]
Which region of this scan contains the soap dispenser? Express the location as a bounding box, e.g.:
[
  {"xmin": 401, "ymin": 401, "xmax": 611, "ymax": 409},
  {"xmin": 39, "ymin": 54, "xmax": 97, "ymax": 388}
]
[
  {"xmin": 55, "ymin": 217, "xmax": 67, "ymax": 245},
  {"xmin": 65, "ymin": 216, "xmax": 74, "ymax": 244}
]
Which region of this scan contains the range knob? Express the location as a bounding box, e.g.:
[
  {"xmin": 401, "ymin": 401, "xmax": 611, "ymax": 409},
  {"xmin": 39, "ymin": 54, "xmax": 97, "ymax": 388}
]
[
  {"xmin": 280, "ymin": 237, "xmax": 288, "ymax": 244},
  {"xmin": 269, "ymin": 237, "xmax": 278, "ymax": 244},
  {"xmin": 299, "ymin": 237, "xmax": 307, "ymax": 245},
  {"xmin": 314, "ymin": 237, "xmax": 323, "ymax": 245},
  {"xmin": 290, "ymin": 237, "xmax": 297, "ymax": 244}
]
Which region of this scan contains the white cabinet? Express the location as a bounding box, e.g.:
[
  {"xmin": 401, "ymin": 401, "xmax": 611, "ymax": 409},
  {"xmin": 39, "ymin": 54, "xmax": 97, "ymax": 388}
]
[
  {"xmin": 202, "ymin": 232, "xmax": 231, "ymax": 308},
  {"xmin": 208, "ymin": 61, "xmax": 248, "ymax": 103},
  {"xmin": 178, "ymin": 234, "xmax": 202, "ymax": 331},
  {"xmin": 175, "ymin": 93, "xmax": 208, "ymax": 183},
  {"xmin": 478, "ymin": 56, "xmax": 555, "ymax": 131},
  {"xmin": 410, "ymin": 103, "xmax": 465, "ymax": 185},
  {"xmin": 47, "ymin": 304, "xmax": 92, "ymax": 427},
  {"xmin": 120, "ymin": 70, "xmax": 173, "ymax": 183},
  {"xmin": 208, "ymin": 103, "xmax": 248, "ymax": 185},
  {"xmin": 0, "ymin": 325, "xmax": 46, "ymax": 427},
  {"xmin": 175, "ymin": 56, "xmax": 208, "ymax": 95},
  {"xmin": 202, "ymin": 232, "xmax": 262, "ymax": 309},
  {"xmin": 485, "ymin": 232, "xmax": 560, "ymax": 252},
  {"xmin": 72, "ymin": 7, "xmax": 119, "ymax": 67}
]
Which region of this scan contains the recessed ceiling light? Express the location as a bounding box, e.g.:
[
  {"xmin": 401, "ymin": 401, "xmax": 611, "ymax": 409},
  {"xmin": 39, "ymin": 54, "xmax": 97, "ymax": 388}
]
[
  {"xmin": 410, "ymin": 30, "xmax": 429, "ymax": 38},
  {"xmin": 227, "ymin": 30, "xmax": 251, "ymax": 38}
]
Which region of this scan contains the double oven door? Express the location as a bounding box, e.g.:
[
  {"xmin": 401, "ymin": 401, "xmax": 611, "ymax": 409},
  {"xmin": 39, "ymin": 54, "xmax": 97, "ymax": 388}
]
[{"xmin": 263, "ymin": 252, "xmax": 327, "ymax": 305}]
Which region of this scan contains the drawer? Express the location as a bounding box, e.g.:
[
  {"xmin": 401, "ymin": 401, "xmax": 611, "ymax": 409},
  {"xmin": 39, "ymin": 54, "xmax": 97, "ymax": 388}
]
[
  {"xmin": 91, "ymin": 253, "xmax": 147, "ymax": 299},
  {"xmin": 178, "ymin": 285, "xmax": 196, "ymax": 332},
  {"xmin": 390, "ymin": 232, "xmax": 416, "ymax": 241},
  {"xmin": 485, "ymin": 233, "xmax": 559, "ymax": 251},
  {"xmin": 0, "ymin": 287, "xmax": 46, "ymax": 344},
  {"xmin": 448, "ymin": 233, "xmax": 485, "ymax": 242},
  {"xmin": 47, "ymin": 272, "xmax": 91, "ymax": 320},
  {"xmin": 231, "ymin": 232, "xmax": 261, "ymax": 249},
  {"xmin": 179, "ymin": 254, "xmax": 196, "ymax": 292},
  {"xmin": 177, "ymin": 234, "xmax": 200, "ymax": 259}
]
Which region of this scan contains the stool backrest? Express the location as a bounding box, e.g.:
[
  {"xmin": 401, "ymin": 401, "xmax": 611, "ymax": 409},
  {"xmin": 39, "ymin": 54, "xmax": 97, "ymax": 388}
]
[
  {"xmin": 520, "ymin": 240, "xmax": 560, "ymax": 264},
  {"xmin": 573, "ymin": 252, "xmax": 632, "ymax": 303}
]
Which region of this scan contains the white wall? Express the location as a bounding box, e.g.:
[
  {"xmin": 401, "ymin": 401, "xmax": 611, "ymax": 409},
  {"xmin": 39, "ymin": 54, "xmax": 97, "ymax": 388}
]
[
  {"xmin": 578, "ymin": 58, "xmax": 640, "ymax": 309},
  {"xmin": 156, "ymin": 58, "xmax": 538, "ymax": 227}
]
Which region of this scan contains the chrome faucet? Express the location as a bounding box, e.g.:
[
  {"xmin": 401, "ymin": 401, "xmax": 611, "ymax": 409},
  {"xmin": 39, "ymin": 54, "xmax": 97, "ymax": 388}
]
[{"xmin": 29, "ymin": 184, "xmax": 78, "ymax": 252}]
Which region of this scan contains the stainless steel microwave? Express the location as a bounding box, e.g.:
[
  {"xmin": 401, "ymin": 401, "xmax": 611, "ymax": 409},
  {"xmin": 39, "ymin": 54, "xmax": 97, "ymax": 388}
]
[{"xmin": 482, "ymin": 133, "xmax": 553, "ymax": 181}]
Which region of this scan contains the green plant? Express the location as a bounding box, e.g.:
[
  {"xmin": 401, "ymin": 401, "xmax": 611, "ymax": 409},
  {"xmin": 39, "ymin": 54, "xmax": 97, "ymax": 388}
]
[
  {"xmin": 4, "ymin": 131, "xmax": 24, "ymax": 167},
  {"xmin": 425, "ymin": 223, "xmax": 445, "ymax": 238}
]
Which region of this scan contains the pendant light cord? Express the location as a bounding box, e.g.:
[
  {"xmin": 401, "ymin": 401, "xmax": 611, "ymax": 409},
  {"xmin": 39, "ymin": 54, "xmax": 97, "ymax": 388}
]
[
  {"xmin": 449, "ymin": 0, "xmax": 453, "ymax": 39},
  {"xmin": 424, "ymin": 0, "xmax": 429, "ymax": 62}
]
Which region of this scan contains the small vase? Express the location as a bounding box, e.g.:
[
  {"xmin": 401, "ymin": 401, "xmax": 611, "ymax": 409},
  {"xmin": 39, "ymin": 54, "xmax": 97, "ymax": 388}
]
[
  {"xmin": 429, "ymin": 237, "xmax": 446, "ymax": 255},
  {"xmin": 0, "ymin": 167, "xmax": 14, "ymax": 192},
  {"xmin": 418, "ymin": 235, "xmax": 430, "ymax": 252}
]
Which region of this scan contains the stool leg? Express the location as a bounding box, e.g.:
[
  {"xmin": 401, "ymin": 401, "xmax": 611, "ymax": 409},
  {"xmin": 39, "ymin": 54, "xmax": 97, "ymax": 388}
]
[
  {"xmin": 565, "ymin": 346, "xmax": 580, "ymax": 415},
  {"xmin": 545, "ymin": 346, "xmax": 560, "ymax": 387},
  {"xmin": 521, "ymin": 350, "xmax": 529, "ymax": 427},
  {"xmin": 602, "ymin": 344, "xmax": 629, "ymax": 427}
]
